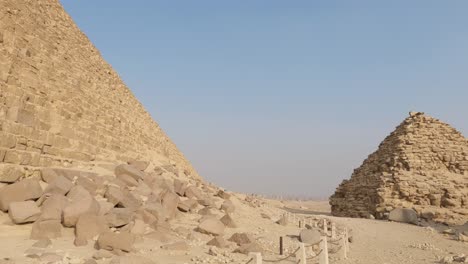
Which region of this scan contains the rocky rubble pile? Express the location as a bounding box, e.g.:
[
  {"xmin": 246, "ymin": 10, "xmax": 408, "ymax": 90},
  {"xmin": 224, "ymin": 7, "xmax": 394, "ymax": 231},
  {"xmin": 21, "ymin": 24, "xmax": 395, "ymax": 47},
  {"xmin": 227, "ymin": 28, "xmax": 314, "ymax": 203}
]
[
  {"xmin": 331, "ymin": 112, "xmax": 468, "ymax": 225},
  {"xmin": 0, "ymin": 161, "xmax": 254, "ymax": 259}
]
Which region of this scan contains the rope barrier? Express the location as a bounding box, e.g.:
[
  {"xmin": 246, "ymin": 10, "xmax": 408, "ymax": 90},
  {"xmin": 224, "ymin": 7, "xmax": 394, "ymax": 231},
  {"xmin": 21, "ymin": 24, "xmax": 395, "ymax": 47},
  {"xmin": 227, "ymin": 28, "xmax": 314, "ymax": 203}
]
[
  {"xmin": 304, "ymin": 241, "xmax": 321, "ymax": 248},
  {"xmin": 263, "ymin": 247, "xmax": 300, "ymax": 263},
  {"xmin": 328, "ymin": 245, "xmax": 343, "ymax": 254}
]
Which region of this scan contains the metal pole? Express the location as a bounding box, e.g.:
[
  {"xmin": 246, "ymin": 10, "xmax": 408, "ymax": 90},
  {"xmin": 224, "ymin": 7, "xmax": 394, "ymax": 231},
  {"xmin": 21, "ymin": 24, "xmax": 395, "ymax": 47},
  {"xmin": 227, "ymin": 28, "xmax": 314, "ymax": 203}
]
[{"xmin": 279, "ymin": 236, "xmax": 284, "ymax": 255}]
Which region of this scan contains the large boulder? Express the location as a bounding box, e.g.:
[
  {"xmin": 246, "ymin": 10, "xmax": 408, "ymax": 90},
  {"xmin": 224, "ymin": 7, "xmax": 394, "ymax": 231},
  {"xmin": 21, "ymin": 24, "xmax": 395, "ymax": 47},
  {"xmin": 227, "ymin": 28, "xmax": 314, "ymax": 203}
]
[
  {"xmin": 220, "ymin": 200, "xmax": 235, "ymax": 214},
  {"xmin": 62, "ymin": 186, "xmax": 100, "ymax": 227},
  {"xmin": 228, "ymin": 233, "xmax": 255, "ymax": 245},
  {"xmin": 299, "ymin": 229, "xmax": 321, "ymax": 244},
  {"xmin": 8, "ymin": 201, "xmax": 41, "ymax": 224},
  {"xmin": 127, "ymin": 160, "xmax": 149, "ymax": 172},
  {"xmin": 207, "ymin": 236, "xmax": 229, "ymax": 248},
  {"xmin": 40, "ymin": 168, "xmax": 59, "ymax": 183},
  {"xmin": 39, "ymin": 194, "xmax": 68, "ymax": 221},
  {"xmin": 388, "ymin": 208, "xmax": 418, "ymax": 225},
  {"xmin": 0, "ymin": 164, "xmax": 24, "ymax": 183},
  {"xmin": 161, "ymin": 241, "xmax": 189, "ymax": 251},
  {"xmin": 43, "ymin": 176, "xmax": 74, "ymax": 196},
  {"xmin": 76, "ymin": 176, "xmax": 98, "ymax": 195},
  {"xmin": 234, "ymin": 242, "xmax": 264, "ymax": 255},
  {"xmin": 173, "ymin": 179, "xmax": 188, "ymax": 196},
  {"xmin": 197, "ymin": 218, "xmax": 225, "ymax": 236},
  {"xmin": 161, "ymin": 191, "xmax": 180, "ymax": 219},
  {"xmin": 97, "ymin": 232, "xmax": 135, "ymax": 252},
  {"xmin": 105, "ymin": 208, "xmax": 133, "ymax": 228},
  {"xmin": 30, "ymin": 220, "xmax": 62, "ymax": 240},
  {"xmin": 105, "ymin": 186, "xmax": 124, "ymax": 206},
  {"xmin": 220, "ymin": 214, "xmax": 237, "ymax": 228},
  {"xmin": 184, "ymin": 186, "xmax": 203, "ymax": 200},
  {"xmin": 0, "ymin": 179, "xmax": 43, "ymax": 211},
  {"xmin": 75, "ymin": 214, "xmax": 109, "ymax": 241},
  {"xmin": 115, "ymin": 164, "xmax": 145, "ymax": 182}
]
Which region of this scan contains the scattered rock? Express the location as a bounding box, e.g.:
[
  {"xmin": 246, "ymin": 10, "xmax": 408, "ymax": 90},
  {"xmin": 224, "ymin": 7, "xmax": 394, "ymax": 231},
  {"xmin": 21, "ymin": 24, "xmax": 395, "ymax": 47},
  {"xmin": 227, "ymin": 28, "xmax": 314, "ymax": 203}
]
[
  {"xmin": 43, "ymin": 176, "xmax": 73, "ymax": 196},
  {"xmin": 8, "ymin": 201, "xmax": 41, "ymax": 224},
  {"xmin": 388, "ymin": 208, "xmax": 418, "ymax": 225},
  {"xmin": 38, "ymin": 194, "xmax": 67, "ymax": 221},
  {"xmin": 161, "ymin": 241, "xmax": 189, "ymax": 251},
  {"xmin": 30, "ymin": 220, "xmax": 62, "ymax": 240},
  {"xmin": 228, "ymin": 233, "xmax": 255, "ymax": 245},
  {"xmin": 105, "ymin": 208, "xmax": 133, "ymax": 228},
  {"xmin": 115, "ymin": 164, "xmax": 145, "ymax": 182},
  {"xmin": 197, "ymin": 218, "xmax": 225, "ymax": 236},
  {"xmin": 207, "ymin": 236, "xmax": 229, "ymax": 248},
  {"xmin": 221, "ymin": 200, "xmax": 235, "ymax": 214},
  {"xmin": 62, "ymin": 186, "xmax": 100, "ymax": 227},
  {"xmin": 299, "ymin": 229, "xmax": 321, "ymax": 244},
  {"xmin": 97, "ymin": 232, "xmax": 135, "ymax": 253},
  {"xmin": 75, "ymin": 214, "xmax": 109, "ymax": 241},
  {"xmin": 0, "ymin": 179, "xmax": 43, "ymax": 211},
  {"xmin": 0, "ymin": 164, "xmax": 24, "ymax": 183},
  {"xmin": 32, "ymin": 239, "xmax": 51, "ymax": 248},
  {"xmin": 220, "ymin": 214, "xmax": 237, "ymax": 228},
  {"xmin": 233, "ymin": 242, "xmax": 264, "ymax": 255}
]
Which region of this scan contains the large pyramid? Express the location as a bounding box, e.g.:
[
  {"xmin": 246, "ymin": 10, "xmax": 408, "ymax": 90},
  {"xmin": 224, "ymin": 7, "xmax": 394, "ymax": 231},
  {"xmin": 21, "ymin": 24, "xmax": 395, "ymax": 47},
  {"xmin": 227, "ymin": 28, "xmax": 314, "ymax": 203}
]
[
  {"xmin": 0, "ymin": 0, "xmax": 197, "ymax": 177},
  {"xmin": 330, "ymin": 112, "xmax": 468, "ymax": 225}
]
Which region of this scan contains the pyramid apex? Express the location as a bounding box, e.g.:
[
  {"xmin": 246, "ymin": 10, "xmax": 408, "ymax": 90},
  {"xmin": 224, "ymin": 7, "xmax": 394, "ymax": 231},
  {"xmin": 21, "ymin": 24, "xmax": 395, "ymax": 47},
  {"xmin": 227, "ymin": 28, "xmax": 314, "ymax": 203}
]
[{"xmin": 408, "ymin": 111, "xmax": 424, "ymax": 118}]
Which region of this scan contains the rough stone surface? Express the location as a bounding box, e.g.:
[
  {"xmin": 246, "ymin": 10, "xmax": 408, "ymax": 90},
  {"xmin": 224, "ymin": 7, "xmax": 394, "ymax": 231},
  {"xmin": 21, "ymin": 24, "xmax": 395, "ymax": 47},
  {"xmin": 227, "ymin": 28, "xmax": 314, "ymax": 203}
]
[
  {"xmin": 207, "ymin": 236, "xmax": 229, "ymax": 248},
  {"xmin": 197, "ymin": 218, "xmax": 225, "ymax": 236},
  {"xmin": 220, "ymin": 214, "xmax": 237, "ymax": 228},
  {"xmin": 8, "ymin": 201, "xmax": 41, "ymax": 224},
  {"xmin": 0, "ymin": 164, "xmax": 24, "ymax": 183},
  {"xmin": 39, "ymin": 194, "xmax": 68, "ymax": 221},
  {"xmin": 30, "ymin": 220, "xmax": 62, "ymax": 240},
  {"xmin": 43, "ymin": 176, "xmax": 73, "ymax": 196},
  {"xmin": 388, "ymin": 208, "xmax": 418, "ymax": 224},
  {"xmin": 97, "ymin": 232, "xmax": 134, "ymax": 253},
  {"xmin": 299, "ymin": 229, "xmax": 322, "ymax": 244},
  {"xmin": 330, "ymin": 112, "xmax": 468, "ymax": 225},
  {"xmin": 62, "ymin": 186, "xmax": 100, "ymax": 227},
  {"xmin": 0, "ymin": 0, "xmax": 198, "ymax": 180},
  {"xmin": 75, "ymin": 214, "xmax": 109, "ymax": 241},
  {"xmin": 0, "ymin": 179, "xmax": 43, "ymax": 211},
  {"xmin": 234, "ymin": 242, "xmax": 264, "ymax": 255},
  {"xmin": 228, "ymin": 233, "xmax": 255, "ymax": 245}
]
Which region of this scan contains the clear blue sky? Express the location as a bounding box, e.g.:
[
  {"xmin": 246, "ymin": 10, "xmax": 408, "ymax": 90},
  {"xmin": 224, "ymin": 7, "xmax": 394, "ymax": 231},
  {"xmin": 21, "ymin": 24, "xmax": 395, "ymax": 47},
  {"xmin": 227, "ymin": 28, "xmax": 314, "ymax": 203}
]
[{"xmin": 61, "ymin": 1, "xmax": 468, "ymax": 198}]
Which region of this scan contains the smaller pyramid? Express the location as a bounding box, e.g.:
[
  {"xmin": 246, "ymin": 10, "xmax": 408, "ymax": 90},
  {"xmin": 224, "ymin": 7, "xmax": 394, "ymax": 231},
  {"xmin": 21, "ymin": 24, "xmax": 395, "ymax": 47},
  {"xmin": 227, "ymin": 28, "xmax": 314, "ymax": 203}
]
[{"xmin": 330, "ymin": 112, "xmax": 468, "ymax": 225}]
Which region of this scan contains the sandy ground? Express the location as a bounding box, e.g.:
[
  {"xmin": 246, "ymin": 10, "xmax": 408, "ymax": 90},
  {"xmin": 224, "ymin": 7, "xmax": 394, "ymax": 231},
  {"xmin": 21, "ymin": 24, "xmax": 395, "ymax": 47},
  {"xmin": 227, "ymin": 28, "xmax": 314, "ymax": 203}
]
[{"xmin": 0, "ymin": 197, "xmax": 466, "ymax": 264}]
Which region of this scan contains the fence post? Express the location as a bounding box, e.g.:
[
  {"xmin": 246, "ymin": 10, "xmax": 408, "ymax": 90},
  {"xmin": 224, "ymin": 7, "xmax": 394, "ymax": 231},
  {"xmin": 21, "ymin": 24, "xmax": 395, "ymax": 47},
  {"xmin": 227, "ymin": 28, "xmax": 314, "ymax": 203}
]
[
  {"xmin": 331, "ymin": 222, "xmax": 336, "ymax": 239},
  {"xmin": 319, "ymin": 236, "xmax": 329, "ymax": 264},
  {"xmin": 345, "ymin": 228, "xmax": 350, "ymax": 252},
  {"xmin": 296, "ymin": 243, "xmax": 307, "ymax": 264},
  {"xmin": 249, "ymin": 252, "xmax": 262, "ymax": 264},
  {"xmin": 299, "ymin": 219, "xmax": 303, "ymax": 228},
  {"xmin": 323, "ymin": 219, "xmax": 328, "ymax": 235},
  {"xmin": 341, "ymin": 235, "xmax": 348, "ymax": 259},
  {"xmin": 279, "ymin": 236, "xmax": 284, "ymax": 255}
]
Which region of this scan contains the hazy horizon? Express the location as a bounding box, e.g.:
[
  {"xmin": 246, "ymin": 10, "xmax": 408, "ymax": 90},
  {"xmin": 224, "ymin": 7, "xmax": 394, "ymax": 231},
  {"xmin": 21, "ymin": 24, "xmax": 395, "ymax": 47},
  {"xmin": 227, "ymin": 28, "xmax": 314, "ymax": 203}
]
[{"xmin": 62, "ymin": 1, "xmax": 468, "ymax": 198}]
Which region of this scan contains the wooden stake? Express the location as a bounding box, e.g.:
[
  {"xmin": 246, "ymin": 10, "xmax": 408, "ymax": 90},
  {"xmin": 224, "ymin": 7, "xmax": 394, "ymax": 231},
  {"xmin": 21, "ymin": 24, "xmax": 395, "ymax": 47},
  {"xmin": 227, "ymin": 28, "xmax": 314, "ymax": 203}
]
[
  {"xmin": 319, "ymin": 236, "xmax": 329, "ymax": 264},
  {"xmin": 279, "ymin": 236, "xmax": 284, "ymax": 255},
  {"xmin": 249, "ymin": 252, "xmax": 262, "ymax": 264},
  {"xmin": 296, "ymin": 243, "xmax": 306, "ymax": 264},
  {"xmin": 341, "ymin": 235, "xmax": 348, "ymax": 259},
  {"xmin": 323, "ymin": 219, "xmax": 328, "ymax": 235}
]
